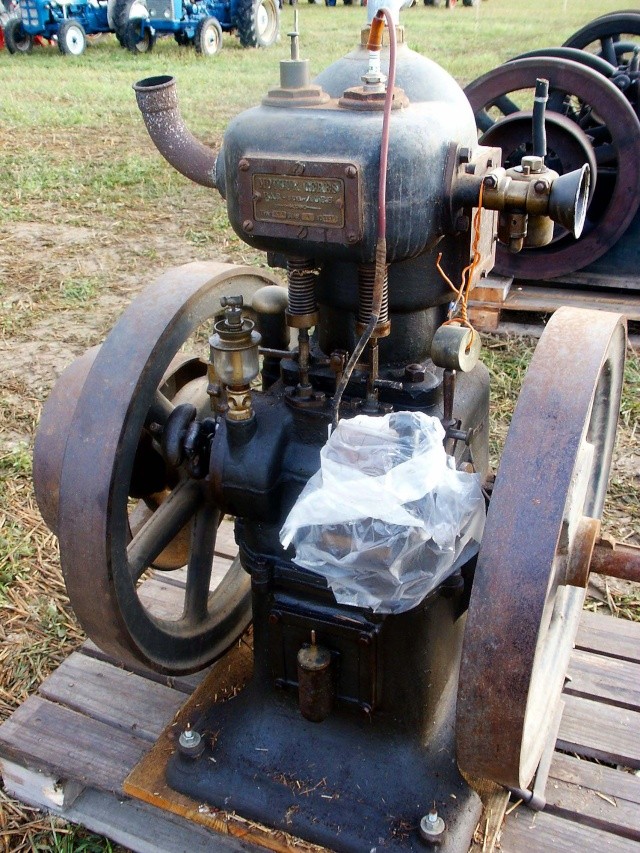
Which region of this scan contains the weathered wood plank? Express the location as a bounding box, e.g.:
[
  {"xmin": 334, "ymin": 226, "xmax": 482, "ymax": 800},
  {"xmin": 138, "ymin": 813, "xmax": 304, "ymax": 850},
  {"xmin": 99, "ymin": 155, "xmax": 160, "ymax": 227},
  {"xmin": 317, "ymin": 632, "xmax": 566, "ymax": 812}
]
[
  {"xmin": 64, "ymin": 788, "xmax": 254, "ymax": 853},
  {"xmin": 468, "ymin": 778, "xmax": 510, "ymax": 853},
  {"xmin": 216, "ymin": 517, "xmax": 239, "ymax": 559},
  {"xmin": 575, "ymin": 611, "xmax": 640, "ymax": 664},
  {"xmin": 38, "ymin": 653, "xmax": 185, "ymax": 742},
  {"xmin": 545, "ymin": 778, "xmax": 640, "ymax": 841},
  {"xmin": 557, "ymin": 694, "xmax": 640, "ymax": 769},
  {"xmin": 0, "ymin": 696, "xmax": 149, "ymax": 793},
  {"xmin": 549, "ymin": 753, "xmax": 640, "ymax": 806},
  {"xmin": 565, "ymin": 648, "xmax": 640, "ymax": 712},
  {"xmin": 500, "ymin": 807, "xmax": 640, "ymax": 852},
  {"xmin": 79, "ymin": 640, "xmax": 211, "ymax": 695},
  {"xmin": 477, "ymin": 285, "xmax": 640, "ymax": 321},
  {"xmin": 0, "ymin": 758, "xmax": 84, "ymax": 811}
]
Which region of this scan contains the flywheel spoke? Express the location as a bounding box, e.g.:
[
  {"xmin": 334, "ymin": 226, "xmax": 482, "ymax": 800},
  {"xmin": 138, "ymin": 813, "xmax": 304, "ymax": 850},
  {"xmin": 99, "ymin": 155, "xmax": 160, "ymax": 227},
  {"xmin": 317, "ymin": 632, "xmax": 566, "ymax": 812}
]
[
  {"xmin": 128, "ymin": 478, "xmax": 203, "ymax": 582},
  {"xmin": 146, "ymin": 388, "xmax": 175, "ymax": 427},
  {"xmin": 182, "ymin": 503, "xmax": 220, "ymax": 624}
]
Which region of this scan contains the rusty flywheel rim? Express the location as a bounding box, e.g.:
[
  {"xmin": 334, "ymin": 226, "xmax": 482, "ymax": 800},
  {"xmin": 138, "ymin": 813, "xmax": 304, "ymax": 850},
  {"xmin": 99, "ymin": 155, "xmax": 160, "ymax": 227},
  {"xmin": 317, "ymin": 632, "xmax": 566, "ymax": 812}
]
[
  {"xmin": 465, "ymin": 57, "xmax": 640, "ymax": 279},
  {"xmin": 55, "ymin": 261, "xmax": 281, "ymax": 674},
  {"xmin": 456, "ymin": 306, "xmax": 626, "ymax": 789}
]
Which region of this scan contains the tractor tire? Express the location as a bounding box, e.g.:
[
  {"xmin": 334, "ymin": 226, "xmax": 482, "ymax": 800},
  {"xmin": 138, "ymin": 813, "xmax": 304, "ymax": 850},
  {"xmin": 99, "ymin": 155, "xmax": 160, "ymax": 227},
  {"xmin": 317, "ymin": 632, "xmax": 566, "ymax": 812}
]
[
  {"xmin": 235, "ymin": 0, "xmax": 279, "ymax": 48},
  {"xmin": 58, "ymin": 19, "xmax": 87, "ymax": 55},
  {"xmin": 123, "ymin": 17, "xmax": 155, "ymax": 52},
  {"xmin": 112, "ymin": 0, "xmax": 148, "ymax": 44},
  {"xmin": 195, "ymin": 15, "xmax": 222, "ymax": 55},
  {"xmin": 462, "ymin": 0, "xmax": 478, "ymax": 5},
  {"xmin": 174, "ymin": 30, "xmax": 191, "ymax": 45},
  {"xmin": 4, "ymin": 17, "xmax": 33, "ymax": 53}
]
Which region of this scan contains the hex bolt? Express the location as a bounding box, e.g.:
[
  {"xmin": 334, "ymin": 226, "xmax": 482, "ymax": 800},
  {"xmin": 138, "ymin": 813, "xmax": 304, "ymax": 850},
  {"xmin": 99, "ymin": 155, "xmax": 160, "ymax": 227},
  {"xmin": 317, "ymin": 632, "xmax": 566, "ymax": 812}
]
[
  {"xmin": 345, "ymin": 165, "xmax": 357, "ymax": 178},
  {"xmin": 419, "ymin": 809, "xmax": 445, "ymax": 845},
  {"xmin": 404, "ymin": 363, "xmax": 426, "ymax": 383},
  {"xmin": 178, "ymin": 723, "xmax": 205, "ymax": 759},
  {"xmin": 238, "ymin": 158, "xmax": 250, "ymax": 171},
  {"xmin": 243, "ymin": 220, "xmax": 254, "ymax": 233},
  {"xmin": 458, "ymin": 147, "xmax": 470, "ymax": 164},
  {"xmin": 483, "ymin": 174, "xmax": 498, "ymax": 190}
]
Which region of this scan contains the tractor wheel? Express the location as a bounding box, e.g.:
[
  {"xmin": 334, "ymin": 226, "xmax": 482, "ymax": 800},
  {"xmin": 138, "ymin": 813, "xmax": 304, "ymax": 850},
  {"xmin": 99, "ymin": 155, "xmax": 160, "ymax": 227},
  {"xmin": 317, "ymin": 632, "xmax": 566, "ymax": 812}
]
[
  {"xmin": 462, "ymin": 0, "xmax": 478, "ymax": 5},
  {"xmin": 235, "ymin": 0, "xmax": 279, "ymax": 48},
  {"xmin": 112, "ymin": 0, "xmax": 148, "ymax": 44},
  {"xmin": 123, "ymin": 17, "xmax": 155, "ymax": 52},
  {"xmin": 174, "ymin": 30, "xmax": 191, "ymax": 45},
  {"xmin": 57, "ymin": 19, "xmax": 87, "ymax": 55},
  {"xmin": 4, "ymin": 17, "xmax": 33, "ymax": 53},
  {"xmin": 195, "ymin": 16, "xmax": 222, "ymax": 55}
]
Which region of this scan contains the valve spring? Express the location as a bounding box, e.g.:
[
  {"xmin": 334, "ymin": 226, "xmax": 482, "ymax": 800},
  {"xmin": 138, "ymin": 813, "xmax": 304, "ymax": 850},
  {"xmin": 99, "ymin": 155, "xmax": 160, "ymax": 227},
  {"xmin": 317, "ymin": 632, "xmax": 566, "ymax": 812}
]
[
  {"xmin": 287, "ymin": 257, "xmax": 318, "ymax": 315},
  {"xmin": 357, "ymin": 263, "xmax": 389, "ymax": 327}
]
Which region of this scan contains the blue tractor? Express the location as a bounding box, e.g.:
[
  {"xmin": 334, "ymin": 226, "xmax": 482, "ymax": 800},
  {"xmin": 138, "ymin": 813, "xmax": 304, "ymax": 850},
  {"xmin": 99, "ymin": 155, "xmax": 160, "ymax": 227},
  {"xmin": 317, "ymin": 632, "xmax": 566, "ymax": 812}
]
[
  {"xmin": 3, "ymin": 0, "xmax": 112, "ymax": 53},
  {"xmin": 118, "ymin": 0, "xmax": 279, "ymax": 55}
]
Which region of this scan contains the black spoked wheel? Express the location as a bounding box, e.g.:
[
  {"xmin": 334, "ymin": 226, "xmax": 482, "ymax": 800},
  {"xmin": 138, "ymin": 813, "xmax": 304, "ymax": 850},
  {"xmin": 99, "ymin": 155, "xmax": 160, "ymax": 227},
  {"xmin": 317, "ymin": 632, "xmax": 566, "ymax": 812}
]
[
  {"xmin": 54, "ymin": 262, "xmax": 280, "ymax": 674},
  {"xmin": 195, "ymin": 15, "xmax": 222, "ymax": 55},
  {"xmin": 235, "ymin": 0, "xmax": 279, "ymax": 48},
  {"xmin": 112, "ymin": 0, "xmax": 148, "ymax": 44},
  {"xmin": 4, "ymin": 17, "xmax": 33, "ymax": 53},
  {"xmin": 123, "ymin": 17, "xmax": 155, "ymax": 52},
  {"xmin": 564, "ymin": 11, "xmax": 640, "ymax": 67},
  {"xmin": 465, "ymin": 57, "xmax": 640, "ymax": 279}
]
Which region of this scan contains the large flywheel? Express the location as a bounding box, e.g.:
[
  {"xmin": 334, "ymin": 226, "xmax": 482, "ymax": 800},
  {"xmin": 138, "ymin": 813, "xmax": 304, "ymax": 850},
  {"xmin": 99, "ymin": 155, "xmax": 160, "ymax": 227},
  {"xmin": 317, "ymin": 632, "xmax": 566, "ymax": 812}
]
[
  {"xmin": 465, "ymin": 57, "xmax": 640, "ymax": 279},
  {"xmin": 456, "ymin": 306, "xmax": 626, "ymax": 790},
  {"xmin": 42, "ymin": 261, "xmax": 281, "ymax": 674}
]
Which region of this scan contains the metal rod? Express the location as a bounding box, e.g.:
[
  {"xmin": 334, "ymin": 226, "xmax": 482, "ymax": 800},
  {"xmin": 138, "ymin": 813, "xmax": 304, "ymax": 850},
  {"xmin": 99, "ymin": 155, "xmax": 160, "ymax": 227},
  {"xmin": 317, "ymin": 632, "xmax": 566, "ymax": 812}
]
[
  {"xmin": 590, "ymin": 538, "xmax": 640, "ymax": 583},
  {"xmin": 532, "ymin": 78, "xmax": 549, "ymax": 159}
]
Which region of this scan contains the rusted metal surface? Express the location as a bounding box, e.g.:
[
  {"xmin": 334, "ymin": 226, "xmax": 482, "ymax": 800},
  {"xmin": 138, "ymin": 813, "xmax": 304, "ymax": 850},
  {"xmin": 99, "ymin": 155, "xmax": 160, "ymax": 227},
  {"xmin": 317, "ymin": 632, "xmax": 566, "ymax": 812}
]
[
  {"xmin": 591, "ymin": 537, "xmax": 640, "ymax": 583},
  {"xmin": 54, "ymin": 261, "xmax": 280, "ymax": 673},
  {"xmin": 465, "ymin": 57, "xmax": 640, "ymax": 279},
  {"xmin": 237, "ymin": 157, "xmax": 363, "ymax": 246},
  {"xmin": 33, "ymin": 345, "xmax": 99, "ymax": 535},
  {"xmin": 133, "ymin": 75, "xmax": 219, "ymax": 190},
  {"xmin": 457, "ymin": 306, "xmax": 627, "ymax": 790}
]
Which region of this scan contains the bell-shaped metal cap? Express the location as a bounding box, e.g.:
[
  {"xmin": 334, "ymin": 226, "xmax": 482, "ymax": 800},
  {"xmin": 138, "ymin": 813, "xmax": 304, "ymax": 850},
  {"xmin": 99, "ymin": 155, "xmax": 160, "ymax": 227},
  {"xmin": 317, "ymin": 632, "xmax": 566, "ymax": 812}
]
[{"xmin": 548, "ymin": 163, "xmax": 591, "ymax": 238}]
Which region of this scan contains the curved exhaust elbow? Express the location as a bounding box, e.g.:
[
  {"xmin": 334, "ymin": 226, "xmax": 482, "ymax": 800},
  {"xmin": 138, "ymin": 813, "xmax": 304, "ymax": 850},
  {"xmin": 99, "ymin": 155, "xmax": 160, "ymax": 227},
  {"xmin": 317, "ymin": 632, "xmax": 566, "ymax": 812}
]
[{"xmin": 133, "ymin": 75, "xmax": 219, "ymax": 190}]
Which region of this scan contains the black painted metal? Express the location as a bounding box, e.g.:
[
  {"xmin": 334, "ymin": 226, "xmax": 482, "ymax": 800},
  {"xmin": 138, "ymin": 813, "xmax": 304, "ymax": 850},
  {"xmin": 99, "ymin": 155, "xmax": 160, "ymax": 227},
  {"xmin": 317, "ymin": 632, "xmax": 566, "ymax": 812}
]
[{"xmin": 167, "ymin": 581, "xmax": 482, "ymax": 853}]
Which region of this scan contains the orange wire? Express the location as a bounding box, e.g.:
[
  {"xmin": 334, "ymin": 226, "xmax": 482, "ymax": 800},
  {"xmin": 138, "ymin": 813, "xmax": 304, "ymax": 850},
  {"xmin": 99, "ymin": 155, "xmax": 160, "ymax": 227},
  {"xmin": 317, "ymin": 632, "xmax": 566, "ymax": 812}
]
[{"xmin": 436, "ymin": 181, "xmax": 485, "ymax": 346}]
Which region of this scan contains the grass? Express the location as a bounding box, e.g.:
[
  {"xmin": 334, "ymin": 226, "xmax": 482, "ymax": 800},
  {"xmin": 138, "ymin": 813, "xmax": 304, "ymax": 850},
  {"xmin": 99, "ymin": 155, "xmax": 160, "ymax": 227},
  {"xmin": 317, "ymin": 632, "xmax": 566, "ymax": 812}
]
[{"xmin": 0, "ymin": 0, "xmax": 639, "ymax": 849}]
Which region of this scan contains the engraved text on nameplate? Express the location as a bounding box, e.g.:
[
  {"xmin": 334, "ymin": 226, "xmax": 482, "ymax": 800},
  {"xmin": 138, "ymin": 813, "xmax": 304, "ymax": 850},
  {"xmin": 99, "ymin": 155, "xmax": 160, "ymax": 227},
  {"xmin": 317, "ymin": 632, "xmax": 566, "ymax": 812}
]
[{"xmin": 252, "ymin": 174, "xmax": 345, "ymax": 229}]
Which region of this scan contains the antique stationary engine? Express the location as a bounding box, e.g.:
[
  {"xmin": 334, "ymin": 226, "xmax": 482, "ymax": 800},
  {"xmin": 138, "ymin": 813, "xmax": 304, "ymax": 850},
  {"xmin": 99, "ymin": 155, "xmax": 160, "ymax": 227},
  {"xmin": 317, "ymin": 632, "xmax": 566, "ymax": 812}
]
[{"xmin": 34, "ymin": 5, "xmax": 627, "ymax": 851}]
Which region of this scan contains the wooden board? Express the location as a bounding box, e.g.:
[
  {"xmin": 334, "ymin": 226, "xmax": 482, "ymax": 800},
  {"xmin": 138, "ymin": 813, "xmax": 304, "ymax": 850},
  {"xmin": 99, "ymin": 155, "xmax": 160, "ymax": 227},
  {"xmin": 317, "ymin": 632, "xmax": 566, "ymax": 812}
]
[
  {"xmin": 468, "ymin": 276, "xmax": 640, "ymax": 338},
  {"xmin": 2, "ymin": 566, "xmax": 640, "ymax": 852}
]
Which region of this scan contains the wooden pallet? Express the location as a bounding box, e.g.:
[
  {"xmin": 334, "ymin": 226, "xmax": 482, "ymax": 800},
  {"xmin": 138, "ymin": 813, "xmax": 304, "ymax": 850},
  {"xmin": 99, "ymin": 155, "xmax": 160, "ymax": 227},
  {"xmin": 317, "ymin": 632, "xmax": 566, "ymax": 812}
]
[
  {"xmin": 1, "ymin": 534, "xmax": 640, "ymax": 852},
  {"xmin": 468, "ymin": 274, "xmax": 640, "ymax": 339}
]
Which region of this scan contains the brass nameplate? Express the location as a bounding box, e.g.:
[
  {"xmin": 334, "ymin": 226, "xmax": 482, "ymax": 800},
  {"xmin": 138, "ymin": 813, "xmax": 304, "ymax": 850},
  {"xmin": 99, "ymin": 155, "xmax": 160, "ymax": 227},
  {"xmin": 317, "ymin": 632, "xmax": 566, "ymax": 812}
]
[{"xmin": 252, "ymin": 174, "xmax": 345, "ymax": 229}]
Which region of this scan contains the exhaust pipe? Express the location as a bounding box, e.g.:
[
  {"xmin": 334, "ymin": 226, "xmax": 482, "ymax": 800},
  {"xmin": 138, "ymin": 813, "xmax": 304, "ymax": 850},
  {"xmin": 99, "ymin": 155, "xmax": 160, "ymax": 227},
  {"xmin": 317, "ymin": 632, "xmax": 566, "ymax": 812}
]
[{"xmin": 133, "ymin": 75, "xmax": 219, "ymax": 190}]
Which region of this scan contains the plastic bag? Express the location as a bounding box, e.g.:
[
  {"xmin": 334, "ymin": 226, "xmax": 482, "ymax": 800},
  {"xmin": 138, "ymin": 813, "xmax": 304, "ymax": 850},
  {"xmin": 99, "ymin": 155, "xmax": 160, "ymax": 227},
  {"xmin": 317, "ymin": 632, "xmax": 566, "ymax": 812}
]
[{"xmin": 280, "ymin": 411, "xmax": 485, "ymax": 613}]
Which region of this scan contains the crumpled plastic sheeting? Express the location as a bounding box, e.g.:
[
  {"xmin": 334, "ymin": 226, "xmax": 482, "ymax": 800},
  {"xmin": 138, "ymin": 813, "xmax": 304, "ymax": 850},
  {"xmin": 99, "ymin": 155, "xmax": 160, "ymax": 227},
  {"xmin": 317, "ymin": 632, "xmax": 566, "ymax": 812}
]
[{"xmin": 280, "ymin": 411, "xmax": 486, "ymax": 613}]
